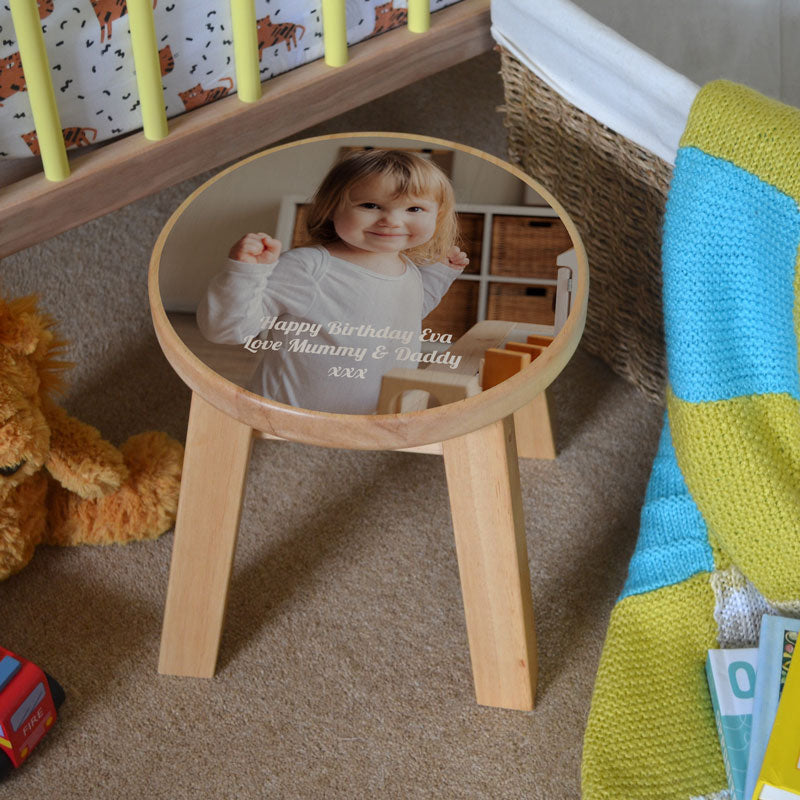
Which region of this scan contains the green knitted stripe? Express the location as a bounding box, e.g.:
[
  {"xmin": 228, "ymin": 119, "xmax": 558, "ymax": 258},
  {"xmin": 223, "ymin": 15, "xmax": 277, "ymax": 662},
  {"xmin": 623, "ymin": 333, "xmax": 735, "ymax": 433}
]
[
  {"xmin": 668, "ymin": 390, "xmax": 800, "ymax": 605},
  {"xmin": 583, "ymin": 574, "xmax": 724, "ymax": 800},
  {"xmin": 681, "ymin": 80, "xmax": 800, "ymax": 201}
]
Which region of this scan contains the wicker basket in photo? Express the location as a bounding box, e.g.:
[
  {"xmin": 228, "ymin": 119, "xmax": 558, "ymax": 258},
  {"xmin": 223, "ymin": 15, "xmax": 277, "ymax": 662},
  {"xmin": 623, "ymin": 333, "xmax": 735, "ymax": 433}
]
[
  {"xmin": 455, "ymin": 211, "xmax": 484, "ymax": 275},
  {"xmin": 487, "ymin": 283, "xmax": 556, "ymax": 327},
  {"xmin": 498, "ymin": 47, "xmax": 672, "ymax": 403},
  {"xmin": 490, "ymin": 214, "xmax": 573, "ymax": 278},
  {"xmin": 423, "ymin": 279, "xmax": 480, "ymax": 339}
]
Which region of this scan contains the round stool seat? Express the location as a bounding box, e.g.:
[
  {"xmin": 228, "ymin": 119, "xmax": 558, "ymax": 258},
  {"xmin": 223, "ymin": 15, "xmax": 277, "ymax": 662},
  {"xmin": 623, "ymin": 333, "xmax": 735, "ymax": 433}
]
[{"xmin": 149, "ymin": 134, "xmax": 588, "ymax": 450}]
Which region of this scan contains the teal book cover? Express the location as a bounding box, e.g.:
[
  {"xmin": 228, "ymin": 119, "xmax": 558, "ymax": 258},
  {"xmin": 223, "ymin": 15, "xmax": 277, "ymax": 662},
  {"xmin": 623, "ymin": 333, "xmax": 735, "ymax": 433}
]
[
  {"xmin": 745, "ymin": 616, "xmax": 800, "ymax": 800},
  {"xmin": 706, "ymin": 648, "xmax": 758, "ymax": 800}
]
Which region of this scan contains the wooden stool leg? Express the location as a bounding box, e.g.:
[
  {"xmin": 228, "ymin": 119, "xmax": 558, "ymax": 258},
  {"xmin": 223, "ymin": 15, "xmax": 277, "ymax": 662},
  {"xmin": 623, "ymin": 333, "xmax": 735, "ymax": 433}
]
[
  {"xmin": 514, "ymin": 390, "xmax": 557, "ymax": 460},
  {"xmin": 158, "ymin": 392, "xmax": 254, "ymax": 677},
  {"xmin": 442, "ymin": 415, "xmax": 537, "ymax": 710}
]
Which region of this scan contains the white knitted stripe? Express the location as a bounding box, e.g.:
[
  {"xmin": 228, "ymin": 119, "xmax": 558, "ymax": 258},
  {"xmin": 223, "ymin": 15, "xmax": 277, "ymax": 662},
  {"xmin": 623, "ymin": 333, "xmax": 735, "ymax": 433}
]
[
  {"xmin": 711, "ymin": 566, "xmax": 775, "ymax": 648},
  {"xmin": 770, "ymin": 596, "xmax": 800, "ymax": 617},
  {"xmin": 690, "ymin": 790, "xmax": 731, "ymax": 800}
]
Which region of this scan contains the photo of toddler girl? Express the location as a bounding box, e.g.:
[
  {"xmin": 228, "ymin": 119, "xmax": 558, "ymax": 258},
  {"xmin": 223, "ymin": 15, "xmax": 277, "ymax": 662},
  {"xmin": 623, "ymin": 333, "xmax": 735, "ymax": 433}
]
[{"xmin": 197, "ymin": 148, "xmax": 468, "ymax": 413}]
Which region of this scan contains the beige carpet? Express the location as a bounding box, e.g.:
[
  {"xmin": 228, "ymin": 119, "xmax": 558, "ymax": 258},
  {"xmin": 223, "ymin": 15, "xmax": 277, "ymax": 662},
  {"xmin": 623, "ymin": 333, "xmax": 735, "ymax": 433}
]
[{"xmin": 0, "ymin": 51, "xmax": 664, "ymax": 798}]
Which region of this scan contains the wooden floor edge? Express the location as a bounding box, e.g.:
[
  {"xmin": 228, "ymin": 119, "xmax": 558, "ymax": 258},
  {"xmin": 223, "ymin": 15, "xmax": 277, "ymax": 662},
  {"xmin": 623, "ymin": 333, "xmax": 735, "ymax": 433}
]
[{"xmin": 0, "ymin": 0, "xmax": 493, "ymax": 260}]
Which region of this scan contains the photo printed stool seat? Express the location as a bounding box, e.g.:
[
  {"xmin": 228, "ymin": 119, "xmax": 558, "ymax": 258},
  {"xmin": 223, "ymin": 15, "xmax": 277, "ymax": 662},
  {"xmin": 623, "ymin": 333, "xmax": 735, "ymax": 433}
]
[{"xmin": 148, "ymin": 134, "xmax": 588, "ymax": 711}]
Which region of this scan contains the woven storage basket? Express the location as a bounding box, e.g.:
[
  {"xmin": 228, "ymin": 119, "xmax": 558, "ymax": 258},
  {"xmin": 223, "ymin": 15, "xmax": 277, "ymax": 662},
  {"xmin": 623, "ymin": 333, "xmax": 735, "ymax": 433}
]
[
  {"xmin": 490, "ymin": 214, "xmax": 573, "ymax": 278},
  {"xmin": 455, "ymin": 211, "xmax": 484, "ymax": 274},
  {"xmin": 487, "ymin": 283, "xmax": 555, "ymax": 326},
  {"xmin": 498, "ymin": 47, "xmax": 672, "ymax": 402},
  {"xmin": 422, "ymin": 279, "xmax": 479, "ymax": 338}
]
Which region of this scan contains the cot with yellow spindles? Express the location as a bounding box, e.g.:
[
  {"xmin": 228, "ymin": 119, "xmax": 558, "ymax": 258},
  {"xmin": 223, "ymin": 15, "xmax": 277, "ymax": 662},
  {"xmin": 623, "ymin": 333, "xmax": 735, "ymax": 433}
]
[{"xmin": 0, "ymin": 0, "xmax": 490, "ymax": 259}]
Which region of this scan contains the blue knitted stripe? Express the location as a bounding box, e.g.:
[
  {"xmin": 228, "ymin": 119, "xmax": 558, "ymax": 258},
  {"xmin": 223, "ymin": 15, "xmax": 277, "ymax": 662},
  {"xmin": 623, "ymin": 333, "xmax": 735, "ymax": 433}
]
[
  {"xmin": 643, "ymin": 420, "xmax": 692, "ymax": 505},
  {"xmin": 620, "ymin": 419, "xmax": 714, "ymax": 599},
  {"xmin": 663, "ymin": 147, "xmax": 800, "ymax": 404}
]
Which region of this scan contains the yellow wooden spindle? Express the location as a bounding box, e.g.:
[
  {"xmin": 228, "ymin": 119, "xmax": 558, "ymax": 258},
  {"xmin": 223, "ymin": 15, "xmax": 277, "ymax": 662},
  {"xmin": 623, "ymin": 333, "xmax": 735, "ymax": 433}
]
[
  {"xmin": 128, "ymin": 0, "xmax": 168, "ymax": 140},
  {"xmin": 322, "ymin": 0, "xmax": 348, "ymax": 67},
  {"xmin": 230, "ymin": 0, "xmax": 261, "ymax": 103},
  {"xmin": 408, "ymin": 0, "xmax": 431, "ymax": 33},
  {"xmin": 8, "ymin": 0, "xmax": 69, "ymax": 181}
]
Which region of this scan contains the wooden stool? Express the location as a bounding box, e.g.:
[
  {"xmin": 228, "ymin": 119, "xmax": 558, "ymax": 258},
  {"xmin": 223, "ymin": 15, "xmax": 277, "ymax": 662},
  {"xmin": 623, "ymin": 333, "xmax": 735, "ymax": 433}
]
[{"xmin": 148, "ymin": 145, "xmax": 588, "ymax": 712}]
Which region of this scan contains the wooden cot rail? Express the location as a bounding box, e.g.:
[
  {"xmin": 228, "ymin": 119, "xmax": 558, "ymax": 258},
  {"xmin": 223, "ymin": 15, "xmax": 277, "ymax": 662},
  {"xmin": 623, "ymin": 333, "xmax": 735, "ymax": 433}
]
[
  {"xmin": 0, "ymin": 0, "xmax": 492, "ymax": 260},
  {"xmin": 8, "ymin": 0, "xmax": 430, "ymax": 177}
]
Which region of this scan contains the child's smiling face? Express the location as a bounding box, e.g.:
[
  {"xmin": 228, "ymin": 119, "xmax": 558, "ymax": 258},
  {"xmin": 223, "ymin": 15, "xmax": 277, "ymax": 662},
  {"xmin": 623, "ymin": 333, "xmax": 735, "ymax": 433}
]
[{"xmin": 332, "ymin": 173, "xmax": 439, "ymax": 258}]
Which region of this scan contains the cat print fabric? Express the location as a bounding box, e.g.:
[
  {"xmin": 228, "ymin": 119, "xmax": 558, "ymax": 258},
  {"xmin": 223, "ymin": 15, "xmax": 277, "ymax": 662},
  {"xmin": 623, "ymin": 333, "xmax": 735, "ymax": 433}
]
[
  {"xmin": 373, "ymin": 1, "xmax": 408, "ymax": 33},
  {"xmin": 0, "ymin": 0, "xmax": 461, "ymax": 159}
]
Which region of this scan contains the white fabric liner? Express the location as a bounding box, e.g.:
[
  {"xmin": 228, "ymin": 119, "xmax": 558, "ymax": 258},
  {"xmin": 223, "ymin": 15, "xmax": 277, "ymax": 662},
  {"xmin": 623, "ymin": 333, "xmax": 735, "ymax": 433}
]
[{"xmin": 490, "ymin": 0, "xmax": 700, "ymax": 165}]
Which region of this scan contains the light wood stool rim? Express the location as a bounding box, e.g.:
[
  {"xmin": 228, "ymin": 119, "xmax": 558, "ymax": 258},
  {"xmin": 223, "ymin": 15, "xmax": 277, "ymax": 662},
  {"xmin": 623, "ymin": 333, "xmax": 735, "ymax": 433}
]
[{"xmin": 148, "ymin": 132, "xmax": 589, "ymax": 451}]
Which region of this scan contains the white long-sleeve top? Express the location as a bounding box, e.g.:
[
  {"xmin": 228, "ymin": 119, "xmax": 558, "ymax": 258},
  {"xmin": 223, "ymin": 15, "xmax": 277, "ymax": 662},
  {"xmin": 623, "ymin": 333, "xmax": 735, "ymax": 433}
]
[{"xmin": 197, "ymin": 245, "xmax": 462, "ymax": 413}]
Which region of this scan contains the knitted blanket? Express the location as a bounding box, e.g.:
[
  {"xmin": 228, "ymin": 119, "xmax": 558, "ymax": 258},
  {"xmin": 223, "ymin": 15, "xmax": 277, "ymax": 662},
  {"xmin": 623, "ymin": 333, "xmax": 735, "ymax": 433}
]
[{"xmin": 582, "ymin": 81, "xmax": 800, "ymax": 800}]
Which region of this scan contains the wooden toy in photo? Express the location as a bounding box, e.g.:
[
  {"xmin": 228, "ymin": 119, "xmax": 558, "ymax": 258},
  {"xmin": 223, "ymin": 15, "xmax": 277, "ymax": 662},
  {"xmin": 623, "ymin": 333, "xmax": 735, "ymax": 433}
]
[
  {"xmin": 482, "ymin": 344, "xmax": 557, "ymax": 460},
  {"xmin": 375, "ymin": 324, "xmax": 558, "ymax": 462},
  {"xmin": 0, "ymin": 645, "xmax": 65, "ymax": 779},
  {"xmin": 377, "ymin": 368, "xmax": 481, "ymax": 414}
]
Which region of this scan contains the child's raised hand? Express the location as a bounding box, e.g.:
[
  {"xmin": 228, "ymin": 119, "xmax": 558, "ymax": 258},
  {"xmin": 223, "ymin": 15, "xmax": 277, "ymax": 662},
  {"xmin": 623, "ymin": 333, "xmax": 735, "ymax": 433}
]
[
  {"xmin": 229, "ymin": 232, "xmax": 282, "ymax": 265},
  {"xmin": 445, "ymin": 246, "xmax": 469, "ymax": 270}
]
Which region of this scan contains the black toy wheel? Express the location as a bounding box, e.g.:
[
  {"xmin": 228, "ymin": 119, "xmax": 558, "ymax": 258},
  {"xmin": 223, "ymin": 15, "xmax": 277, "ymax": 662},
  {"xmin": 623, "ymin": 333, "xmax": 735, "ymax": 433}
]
[
  {"xmin": 45, "ymin": 672, "xmax": 65, "ymax": 709},
  {"xmin": 0, "ymin": 750, "xmax": 12, "ymax": 781}
]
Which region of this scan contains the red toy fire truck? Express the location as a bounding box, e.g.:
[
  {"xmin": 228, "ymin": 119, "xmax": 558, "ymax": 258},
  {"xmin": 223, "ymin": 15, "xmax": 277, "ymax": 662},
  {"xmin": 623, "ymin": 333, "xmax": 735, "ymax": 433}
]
[{"xmin": 0, "ymin": 647, "xmax": 65, "ymax": 779}]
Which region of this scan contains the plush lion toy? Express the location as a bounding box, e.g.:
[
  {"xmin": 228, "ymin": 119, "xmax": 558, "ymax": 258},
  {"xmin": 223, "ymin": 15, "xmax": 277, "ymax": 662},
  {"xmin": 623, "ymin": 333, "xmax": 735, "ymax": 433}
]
[{"xmin": 0, "ymin": 292, "xmax": 183, "ymax": 580}]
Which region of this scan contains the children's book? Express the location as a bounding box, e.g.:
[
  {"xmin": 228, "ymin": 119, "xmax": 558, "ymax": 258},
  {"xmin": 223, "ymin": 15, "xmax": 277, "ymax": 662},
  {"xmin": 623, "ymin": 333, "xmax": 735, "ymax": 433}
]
[
  {"xmin": 758, "ymin": 787, "xmax": 800, "ymax": 799},
  {"xmin": 706, "ymin": 648, "xmax": 758, "ymax": 800},
  {"xmin": 745, "ymin": 615, "xmax": 800, "ymax": 800},
  {"xmin": 753, "ymin": 632, "xmax": 800, "ymax": 799}
]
